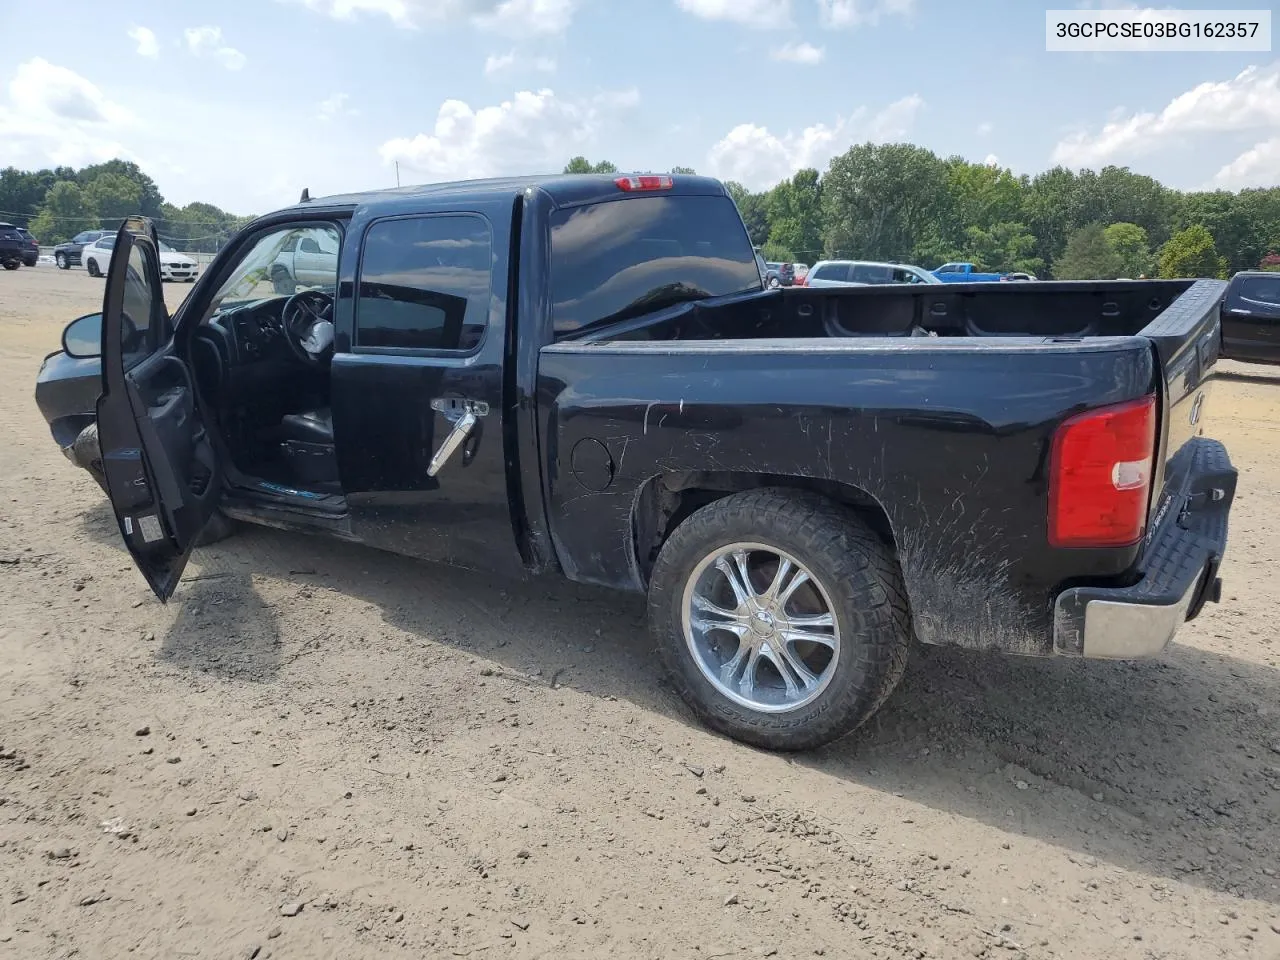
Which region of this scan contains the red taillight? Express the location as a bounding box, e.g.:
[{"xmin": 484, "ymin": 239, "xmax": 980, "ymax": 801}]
[
  {"xmin": 796, "ymin": 274, "xmax": 807, "ymax": 286},
  {"xmin": 614, "ymin": 174, "xmax": 673, "ymax": 192},
  {"xmin": 1048, "ymin": 395, "xmax": 1157, "ymax": 548}
]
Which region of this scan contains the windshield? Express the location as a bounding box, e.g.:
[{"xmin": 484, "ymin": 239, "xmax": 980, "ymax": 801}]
[
  {"xmin": 160, "ymin": 242, "xmax": 175, "ymax": 253},
  {"xmin": 203, "ymin": 224, "xmax": 341, "ymax": 319}
]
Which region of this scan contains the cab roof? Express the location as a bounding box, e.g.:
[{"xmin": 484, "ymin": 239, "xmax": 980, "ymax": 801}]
[{"xmin": 275, "ymin": 173, "xmax": 732, "ymax": 216}]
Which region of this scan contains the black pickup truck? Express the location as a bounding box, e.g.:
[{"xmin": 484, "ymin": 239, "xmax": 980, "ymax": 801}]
[
  {"xmin": 35, "ymin": 174, "xmax": 1237, "ymax": 750},
  {"xmin": 1221, "ymin": 270, "xmax": 1280, "ymax": 365}
]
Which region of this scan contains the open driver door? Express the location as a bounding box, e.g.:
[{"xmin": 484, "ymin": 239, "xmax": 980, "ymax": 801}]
[{"xmin": 96, "ymin": 217, "xmax": 222, "ymax": 601}]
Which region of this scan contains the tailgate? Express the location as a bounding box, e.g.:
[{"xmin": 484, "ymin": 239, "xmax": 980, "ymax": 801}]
[{"xmin": 1141, "ymin": 278, "xmax": 1232, "ymax": 534}]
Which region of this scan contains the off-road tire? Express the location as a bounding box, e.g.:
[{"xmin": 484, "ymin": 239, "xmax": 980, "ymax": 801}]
[
  {"xmin": 648, "ymin": 488, "xmax": 912, "ymax": 751},
  {"xmin": 271, "ymin": 268, "xmax": 296, "ymax": 296}
]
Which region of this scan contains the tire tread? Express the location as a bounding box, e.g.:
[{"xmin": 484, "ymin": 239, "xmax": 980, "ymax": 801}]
[{"xmin": 647, "ymin": 487, "xmax": 911, "ymax": 751}]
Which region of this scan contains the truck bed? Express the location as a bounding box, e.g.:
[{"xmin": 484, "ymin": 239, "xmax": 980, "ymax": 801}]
[
  {"xmin": 574, "ymin": 279, "xmax": 1203, "ymax": 344},
  {"xmin": 536, "ymin": 277, "xmax": 1227, "ymax": 658}
]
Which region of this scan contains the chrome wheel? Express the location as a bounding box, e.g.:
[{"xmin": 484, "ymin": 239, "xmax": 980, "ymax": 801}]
[{"xmin": 681, "ymin": 542, "xmax": 840, "ymax": 713}]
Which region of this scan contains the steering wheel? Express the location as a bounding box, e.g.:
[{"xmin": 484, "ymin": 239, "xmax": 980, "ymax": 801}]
[{"xmin": 281, "ymin": 290, "xmax": 335, "ymax": 367}]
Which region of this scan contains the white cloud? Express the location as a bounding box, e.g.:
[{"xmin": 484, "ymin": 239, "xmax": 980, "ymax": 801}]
[
  {"xmin": 484, "ymin": 51, "xmax": 516, "ymax": 74},
  {"xmin": 977, "ymin": 121, "xmax": 993, "ymax": 136},
  {"xmin": 379, "ymin": 87, "xmax": 640, "ymax": 181},
  {"xmin": 1051, "ymin": 62, "xmax": 1280, "ymax": 168},
  {"xmin": 0, "ymin": 59, "xmax": 136, "ymax": 171},
  {"xmin": 128, "ymin": 26, "xmax": 160, "ymax": 59},
  {"xmin": 317, "ymin": 92, "xmax": 359, "ymax": 121},
  {"xmin": 771, "ymin": 41, "xmax": 825, "ymax": 64},
  {"xmin": 284, "ymin": 0, "xmax": 578, "ymax": 33},
  {"xmin": 5, "ymin": 58, "xmax": 133, "ymax": 127},
  {"xmin": 984, "ymin": 153, "xmax": 1000, "ymax": 167},
  {"xmin": 1212, "ymin": 137, "xmax": 1280, "ymax": 189},
  {"xmin": 484, "ymin": 50, "xmax": 557, "ymax": 76},
  {"xmin": 676, "ymin": 0, "xmax": 791, "ymax": 29},
  {"xmin": 184, "ymin": 26, "xmax": 247, "ymax": 71},
  {"xmin": 816, "ymin": 0, "xmax": 916, "ymax": 28},
  {"xmin": 474, "ymin": 0, "xmax": 577, "ymax": 34},
  {"xmin": 706, "ymin": 94, "xmax": 924, "ymax": 189}
]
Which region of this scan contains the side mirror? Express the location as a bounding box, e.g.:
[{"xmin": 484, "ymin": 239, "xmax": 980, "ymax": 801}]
[{"xmin": 62, "ymin": 313, "xmax": 103, "ymax": 359}]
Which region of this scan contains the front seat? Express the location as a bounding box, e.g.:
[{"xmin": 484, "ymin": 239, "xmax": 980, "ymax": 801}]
[
  {"xmin": 280, "ymin": 408, "xmax": 334, "ymax": 445},
  {"xmin": 278, "ymin": 408, "xmax": 339, "ymax": 487}
]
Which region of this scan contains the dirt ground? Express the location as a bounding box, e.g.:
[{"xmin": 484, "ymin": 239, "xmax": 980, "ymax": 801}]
[{"xmin": 1, "ymin": 264, "xmax": 1278, "ymax": 960}]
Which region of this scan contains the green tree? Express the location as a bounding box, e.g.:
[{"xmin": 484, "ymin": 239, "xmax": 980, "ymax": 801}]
[
  {"xmin": 724, "ymin": 181, "xmax": 770, "ymax": 246},
  {"xmin": 1075, "ymin": 167, "xmax": 1172, "ymax": 246},
  {"xmin": 1102, "ymin": 222, "xmax": 1152, "ymax": 277},
  {"xmin": 1022, "ymin": 166, "xmax": 1081, "ymax": 276},
  {"xmin": 1054, "ymin": 224, "xmax": 1124, "ymax": 280},
  {"xmin": 822, "ymin": 142, "xmax": 949, "ymax": 261},
  {"xmin": 563, "ymin": 156, "xmax": 618, "ymax": 174},
  {"xmin": 28, "ymin": 181, "xmax": 98, "ymax": 244},
  {"xmin": 1158, "ymin": 224, "xmax": 1228, "ymax": 279},
  {"xmin": 77, "ymin": 160, "xmax": 165, "ymax": 219},
  {"xmin": 765, "ymin": 168, "xmax": 823, "ymax": 262},
  {"xmin": 942, "ymin": 159, "xmax": 1022, "ymax": 238},
  {"xmin": 83, "ymin": 172, "xmax": 144, "ymax": 227},
  {"xmin": 962, "ymin": 221, "xmax": 1043, "ymax": 275},
  {"xmin": 0, "ymin": 166, "xmax": 70, "ymax": 226}
]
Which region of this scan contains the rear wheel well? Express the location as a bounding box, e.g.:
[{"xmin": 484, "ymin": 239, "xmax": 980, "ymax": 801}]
[{"xmin": 632, "ymin": 471, "xmax": 897, "ymax": 585}]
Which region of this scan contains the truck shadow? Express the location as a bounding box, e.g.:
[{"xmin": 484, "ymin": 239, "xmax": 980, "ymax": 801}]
[
  {"xmin": 78, "ymin": 502, "xmax": 285, "ymax": 682},
  {"xmin": 78, "ymin": 501, "xmax": 1280, "ymax": 906}
]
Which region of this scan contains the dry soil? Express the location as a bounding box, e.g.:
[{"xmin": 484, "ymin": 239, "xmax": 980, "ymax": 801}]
[{"xmin": 1, "ymin": 265, "xmax": 1279, "ymax": 960}]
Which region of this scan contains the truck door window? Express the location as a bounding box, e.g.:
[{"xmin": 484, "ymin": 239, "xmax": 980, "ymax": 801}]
[
  {"xmin": 201, "ymin": 224, "xmax": 340, "ymax": 321},
  {"xmin": 1238, "ymin": 276, "xmax": 1280, "ymax": 306},
  {"xmin": 355, "ymin": 214, "xmax": 491, "ymax": 352},
  {"xmin": 812, "ymin": 263, "xmax": 849, "ymax": 282},
  {"xmin": 549, "ymin": 195, "xmax": 760, "ymax": 338}
]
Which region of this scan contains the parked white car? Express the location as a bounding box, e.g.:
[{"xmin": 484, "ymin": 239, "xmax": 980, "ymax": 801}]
[
  {"xmin": 79, "ymin": 235, "xmax": 117, "ymax": 278},
  {"xmin": 159, "ymin": 242, "xmax": 199, "ymax": 283},
  {"xmin": 804, "ymin": 259, "xmax": 941, "ymax": 287},
  {"xmin": 81, "ymin": 236, "xmax": 199, "ymax": 283}
]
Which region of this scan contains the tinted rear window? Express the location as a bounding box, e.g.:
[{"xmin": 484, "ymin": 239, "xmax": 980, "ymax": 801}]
[
  {"xmin": 1237, "ymin": 276, "xmax": 1280, "ymax": 305},
  {"xmin": 812, "ymin": 263, "xmax": 848, "ymax": 281},
  {"xmin": 549, "ymin": 195, "xmax": 760, "ymax": 337}
]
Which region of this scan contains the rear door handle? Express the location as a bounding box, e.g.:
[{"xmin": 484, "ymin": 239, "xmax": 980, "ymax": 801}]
[{"xmin": 427, "ymin": 398, "xmax": 488, "ymax": 477}]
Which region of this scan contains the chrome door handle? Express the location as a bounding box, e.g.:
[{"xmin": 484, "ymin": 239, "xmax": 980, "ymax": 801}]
[{"xmin": 427, "ymin": 398, "xmax": 487, "ymax": 477}]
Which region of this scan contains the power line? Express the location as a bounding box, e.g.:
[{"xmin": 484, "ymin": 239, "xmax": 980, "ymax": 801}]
[{"xmin": 0, "ymin": 207, "xmax": 244, "ymax": 228}]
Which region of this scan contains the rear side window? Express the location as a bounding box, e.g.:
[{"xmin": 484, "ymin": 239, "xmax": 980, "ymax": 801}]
[
  {"xmin": 356, "ymin": 214, "xmax": 492, "ymax": 352},
  {"xmin": 549, "ymin": 195, "xmax": 761, "ymax": 337},
  {"xmin": 1237, "ymin": 276, "xmax": 1280, "ymax": 305},
  {"xmin": 850, "ymin": 264, "xmax": 893, "ymax": 284},
  {"xmin": 812, "ymin": 263, "xmax": 849, "ymax": 282}
]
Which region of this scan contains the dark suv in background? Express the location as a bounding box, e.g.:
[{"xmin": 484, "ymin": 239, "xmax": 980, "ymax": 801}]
[
  {"xmin": 0, "ymin": 222, "xmax": 27, "ymax": 269},
  {"xmin": 15, "ymin": 227, "xmax": 39, "ymax": 266},
  {"xmin": 53, "ymin": 230, "xmax": 109, "ymax": 270},
  {"xmin": 763, "ymin": 260, "xmax": 795, "ymax": 287}
]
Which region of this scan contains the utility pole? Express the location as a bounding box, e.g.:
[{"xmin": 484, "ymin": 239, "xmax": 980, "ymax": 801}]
[{"xmin": 395, "ymin": 161, "xmax": 400, "ymax": 187}]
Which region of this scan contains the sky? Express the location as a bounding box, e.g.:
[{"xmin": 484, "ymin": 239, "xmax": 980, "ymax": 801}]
[{"xmin": 0, "ymin": 0, "xmax": 1276, "ymax": 216}]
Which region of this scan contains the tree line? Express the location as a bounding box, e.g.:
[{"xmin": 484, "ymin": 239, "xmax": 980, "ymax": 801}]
[
  {"xmin": 567, "ymin": 147, "xmax": 1280, "ymax": 279},
  {"xmin": 4, "ymin": 149, "xmax": 1274, "ymax": 276},
  {"xmin": 0, "ymin": 161, "xmax": 251, "ymax": 253}
]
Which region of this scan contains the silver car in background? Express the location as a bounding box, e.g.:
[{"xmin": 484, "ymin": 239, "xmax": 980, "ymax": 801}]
[{"xmin": 804, "ymin": 259, "xmax": 942, "ymax": 287}]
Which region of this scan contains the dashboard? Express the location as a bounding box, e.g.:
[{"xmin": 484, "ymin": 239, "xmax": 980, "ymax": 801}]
[{"xmin": 190, "ymin": 298, "xmax": 322, "ymax": 413}]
